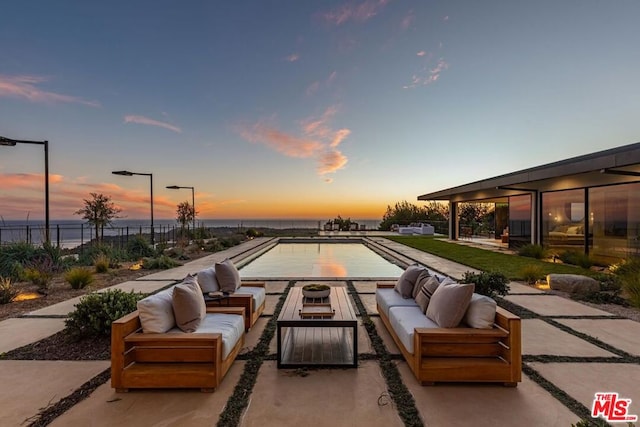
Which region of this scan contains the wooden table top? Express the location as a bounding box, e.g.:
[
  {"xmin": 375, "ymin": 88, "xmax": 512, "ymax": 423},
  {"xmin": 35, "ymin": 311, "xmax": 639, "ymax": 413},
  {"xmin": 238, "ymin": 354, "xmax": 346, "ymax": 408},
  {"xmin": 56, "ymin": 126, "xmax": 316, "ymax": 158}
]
[{"xmin": 278, "ymin": 286, "xmax": 357, "ymax": 323}]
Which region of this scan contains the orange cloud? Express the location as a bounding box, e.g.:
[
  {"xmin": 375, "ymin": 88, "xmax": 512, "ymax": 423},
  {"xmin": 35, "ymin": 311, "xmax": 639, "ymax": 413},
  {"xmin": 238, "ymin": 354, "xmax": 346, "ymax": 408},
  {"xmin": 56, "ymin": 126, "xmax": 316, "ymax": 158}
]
[
  {"xmin": 239, "ymin": 122, "xmax": 323, "ymax": 158},
  {"xmin": 318, "ymin": 149, "xmax": 348, "ymax": 175},
  {"xmin": 124, "ymin": 115, "xmax": 182, "ymax": 133},
  {"xmin": 238, "ymin": 106, "xmax": 350, "ymax": 180},
  {"xmin": 0, "ymin": 74, "xmax": 100, "ymax": 107}
]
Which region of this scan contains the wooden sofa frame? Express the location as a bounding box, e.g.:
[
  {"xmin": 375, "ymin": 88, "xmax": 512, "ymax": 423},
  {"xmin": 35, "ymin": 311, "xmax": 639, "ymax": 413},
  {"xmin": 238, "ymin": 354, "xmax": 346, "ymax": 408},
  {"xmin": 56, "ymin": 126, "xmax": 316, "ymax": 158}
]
[
  {"xmin": 377, "ymin": 283, "xmax": 522, "ymax": 386},
  {"xmin": 111, "ymin": 306, "xmax": 245, "ymax": 392},
  {"xmin": 205, "ymin": 281, "xmax": 266, "ymax": 330}
]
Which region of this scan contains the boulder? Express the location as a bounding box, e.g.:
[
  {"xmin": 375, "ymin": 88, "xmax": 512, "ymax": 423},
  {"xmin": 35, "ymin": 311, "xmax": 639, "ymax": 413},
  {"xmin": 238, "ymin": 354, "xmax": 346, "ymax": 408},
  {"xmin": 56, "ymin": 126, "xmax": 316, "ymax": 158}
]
[{"xmin": 546, "ymin": 274, "xmax": 599, "ymax": 294}]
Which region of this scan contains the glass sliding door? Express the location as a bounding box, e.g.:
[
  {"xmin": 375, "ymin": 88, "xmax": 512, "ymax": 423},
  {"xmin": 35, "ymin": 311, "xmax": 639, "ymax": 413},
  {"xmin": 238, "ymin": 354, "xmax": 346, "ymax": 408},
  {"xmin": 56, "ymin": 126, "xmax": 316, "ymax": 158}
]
[
  {"xmin": 542, "ymin": 189, "xmax": 585, "ymax": 251},
  {"xmin": 508, "ymin": 194, "xmax": 532, "ymax": 248},
  {"xmin": 589, "ymin": 182, "xmax": 640, "ymax": 261}
]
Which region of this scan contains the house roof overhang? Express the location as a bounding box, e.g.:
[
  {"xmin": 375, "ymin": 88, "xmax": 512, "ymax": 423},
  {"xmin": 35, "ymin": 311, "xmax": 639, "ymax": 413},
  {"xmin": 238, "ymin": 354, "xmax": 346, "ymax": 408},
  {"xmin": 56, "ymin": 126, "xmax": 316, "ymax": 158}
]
[{"xmin": 418, "ymin": 142, "xmax": 640, "ymax": 203}]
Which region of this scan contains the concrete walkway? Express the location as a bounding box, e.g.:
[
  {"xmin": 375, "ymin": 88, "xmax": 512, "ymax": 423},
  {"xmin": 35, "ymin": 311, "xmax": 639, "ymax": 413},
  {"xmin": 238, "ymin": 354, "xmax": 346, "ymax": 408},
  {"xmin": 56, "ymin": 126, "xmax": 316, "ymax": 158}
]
[{"xmin": 1, "ymin": 237, "xmax": 638, "ymax": 426}]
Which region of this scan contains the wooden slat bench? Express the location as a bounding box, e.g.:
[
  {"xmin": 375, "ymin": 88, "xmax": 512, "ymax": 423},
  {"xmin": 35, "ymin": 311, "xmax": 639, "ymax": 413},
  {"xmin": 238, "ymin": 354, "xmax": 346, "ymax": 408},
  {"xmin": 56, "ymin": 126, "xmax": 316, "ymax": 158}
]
[
  {"xmin": 377, "ymin": 283, "xmax": 521, "ymax": 386},
  {"xmin": 111, "ymin": 306, "xmax": 245, "ymax": 392}
]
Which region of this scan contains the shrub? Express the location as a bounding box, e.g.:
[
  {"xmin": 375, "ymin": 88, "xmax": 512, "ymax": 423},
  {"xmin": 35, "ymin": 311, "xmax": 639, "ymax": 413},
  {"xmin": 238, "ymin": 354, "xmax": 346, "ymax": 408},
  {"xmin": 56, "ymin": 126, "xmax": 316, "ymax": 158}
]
[
  {"xmin": 94, "ymin": 253, "xmax": 110, "ymax": 273},
  {"xmin": 126, "ymin": 235, "xmax": 156, "ymax": 259},
  {"xmin": 142, "ymin": 255, "xmax": 181, "ymax": 270},
  {"xmin": 517, "ymin": 244, "xmax": 547, "ymax": 259},
  {"xmin": 0, "ymin": 242, "xmax": 37, "ymax": 278},
  {"xmin": 462, "ymin": 271, "xmax": 510, "ymax": 298},
  {"xmin": 65, "ymin": 267, "xmax": 94, "ymax": 289},
  {"xmin": 22, "ymin": 256, "xmax": 57, "ymax": 290},
  {"xmin": 203, "ymin": 239, "xmax": 224, "ymax": 252},
  {"xmin": 558, "ymin": 250, "xmax": 592, "ymax": 268},
  {"xmin": 612, "ymin": 258, "xmax": 640, "ymax": 308},
  {"xmin": 0, "ymin": 276, "xmax": 20, "ymax": 304},
  {"xmin": 519, "ymin": 264, "xmax": 545, "ymax": 285},
  {"xmin": 65, "ymin": 289, "xmax": 144, "ymax": 337},
  {"xmin": 78, "ymin": 245, "xmax": 127, "ymax": 268}
]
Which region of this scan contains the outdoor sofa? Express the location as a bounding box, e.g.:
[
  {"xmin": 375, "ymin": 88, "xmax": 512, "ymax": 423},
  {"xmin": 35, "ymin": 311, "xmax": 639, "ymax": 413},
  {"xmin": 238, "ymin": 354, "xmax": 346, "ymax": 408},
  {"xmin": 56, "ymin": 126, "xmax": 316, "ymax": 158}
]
[
  {"xmin": 196, "ymin": 259, "xmax": 266, "ymax": 330},
  {"xmin": 376, "ymin": 266, "xmax": 521, "ymax": 386},
  {"xmin": 111, "ymin": 277, "xmax": 245, "ymax": 392},
  {"xmin": 397, "ymin": 223, "xmax": 435, "ymax": 235}
]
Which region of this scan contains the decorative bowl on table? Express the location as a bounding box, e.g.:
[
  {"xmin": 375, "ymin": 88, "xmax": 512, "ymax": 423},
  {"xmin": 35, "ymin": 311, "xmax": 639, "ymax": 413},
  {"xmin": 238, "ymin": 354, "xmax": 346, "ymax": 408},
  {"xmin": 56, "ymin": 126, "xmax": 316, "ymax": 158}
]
[{"xmin": 302, "ymin": 284, "xmax": 331, "ymax": 299}]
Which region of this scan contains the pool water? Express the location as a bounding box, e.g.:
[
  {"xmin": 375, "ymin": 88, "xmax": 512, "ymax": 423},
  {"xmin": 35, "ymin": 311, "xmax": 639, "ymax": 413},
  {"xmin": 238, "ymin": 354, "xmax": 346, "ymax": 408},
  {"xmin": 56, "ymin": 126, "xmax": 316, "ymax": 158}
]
[{"xmin": 238, "ymin": 243, "xmax": 404, "ymax": 278}]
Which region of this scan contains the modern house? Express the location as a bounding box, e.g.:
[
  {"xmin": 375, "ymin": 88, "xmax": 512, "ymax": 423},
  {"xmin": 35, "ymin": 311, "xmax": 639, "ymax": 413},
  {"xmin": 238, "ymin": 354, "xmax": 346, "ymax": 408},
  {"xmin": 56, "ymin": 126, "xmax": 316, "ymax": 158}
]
[{"xmin": 418, "ymin": 142, "xmax": 640, "ymax": 262}]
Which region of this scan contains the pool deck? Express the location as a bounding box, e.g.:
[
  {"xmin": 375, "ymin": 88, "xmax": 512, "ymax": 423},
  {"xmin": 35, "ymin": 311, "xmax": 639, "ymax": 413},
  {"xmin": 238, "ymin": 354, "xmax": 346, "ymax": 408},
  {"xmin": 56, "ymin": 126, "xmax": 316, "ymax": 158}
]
[{"xmin": 1, "ymin": 236, "xmax": 639, "ymax": 426}]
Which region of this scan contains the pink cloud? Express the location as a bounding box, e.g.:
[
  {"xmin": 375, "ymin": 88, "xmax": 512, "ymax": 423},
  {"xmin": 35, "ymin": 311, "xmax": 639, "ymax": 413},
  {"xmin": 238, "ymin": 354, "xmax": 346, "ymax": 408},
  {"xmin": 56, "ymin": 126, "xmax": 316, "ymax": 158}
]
[
  {"xmin": 321, "ymin": 0, "xmax": 390, "ymax": 25},
  {"xmin": 318, "ymin": 149, "xmax": 348, "ymax": 175},
  {"xmin": 0, "ymin": 74, "xmax": 100, "ymax": 107},
  {"xmin": 237, "ymin": 106, "xmax": 350, "ymax": 180},
  {"xmin": 403, "ymin": 58, "xmax": 449, "ymax": 89},
  {"xmin": 417, "ymin": 50, "xmax": 427, "ymax": 56},
  {"xmin": 330, "ymin": 129, "xmax": 351, "ymax": 148},
  {"xmin": 285, "ymin": 53, "xmax": 300, "ymax": 62},
  {"xmin": 124, "ymin": 115, "xmax": 182, "ymax": 133},
  {"xmin": 238, "ymin": 122, "xmax": 323, "ymax": 158}
]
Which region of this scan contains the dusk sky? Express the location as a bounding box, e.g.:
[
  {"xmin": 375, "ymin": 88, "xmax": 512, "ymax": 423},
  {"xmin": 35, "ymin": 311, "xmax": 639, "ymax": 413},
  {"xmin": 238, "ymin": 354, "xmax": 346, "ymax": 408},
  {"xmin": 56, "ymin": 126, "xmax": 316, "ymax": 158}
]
[{"xmin": 2, "ymin": 1, "xmax": 640, "ymax": 222}]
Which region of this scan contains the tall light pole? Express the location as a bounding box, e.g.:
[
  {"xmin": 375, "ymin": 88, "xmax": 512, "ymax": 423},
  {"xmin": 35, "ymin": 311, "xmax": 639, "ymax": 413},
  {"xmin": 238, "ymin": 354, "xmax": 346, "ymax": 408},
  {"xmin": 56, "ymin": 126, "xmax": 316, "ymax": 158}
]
[
  {"xmin": 1, "ymin": 136, "xmax": 50, "ymax": 245},
  {"xmin": 166, "ymin": 185, "xmax": 196, "ymax": 233},
  {"xmin": 112, "ymin": 170, "xmax": 154, "ymax": 245}
]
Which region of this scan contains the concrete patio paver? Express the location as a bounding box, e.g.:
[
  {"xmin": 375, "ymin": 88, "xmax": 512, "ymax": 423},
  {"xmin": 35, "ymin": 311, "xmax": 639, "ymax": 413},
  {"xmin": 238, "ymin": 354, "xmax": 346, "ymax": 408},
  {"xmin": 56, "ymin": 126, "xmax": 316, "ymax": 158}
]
[
  {"xmin": 508, "ymin": 282, "xmax": 545, "ymax": 294},
  {"xmin": 555, "ymin": 318, "xmax": 640, "ymax": 356},
  {"xmin": 27, "ymin": 296, "xmax": 85, "ymax": 317},
  {"xmin": 529, "ymin": 362, "xmax": 640, "ymax": 422},
  {"xmin": 241, "ymin": 360, "xmax": 404, "ymax": 427},
  {"xmin": 50, "ymin": 362, "xmax": 245, "ymax": 427},
  {"xmin": 0, "ymin": 360, "xmax": 108, "ymax": 427},
  {"xmin": 98, "ymin": 279, "xmax": 175, "ymax": 294},
  {"xmin": 504, "ymin": 295, "xmax": 615, "ymax": 317},
  {"xmin": 399, "ymin": 362, "xmax": 580, "ymax": 427},
  {"xmin": 0, "ymin": 317, "xmax": 66, "ymax": 353},
  {"xmin": 522, "ymin": 319, "xmax": 618, "ymax": 357}
]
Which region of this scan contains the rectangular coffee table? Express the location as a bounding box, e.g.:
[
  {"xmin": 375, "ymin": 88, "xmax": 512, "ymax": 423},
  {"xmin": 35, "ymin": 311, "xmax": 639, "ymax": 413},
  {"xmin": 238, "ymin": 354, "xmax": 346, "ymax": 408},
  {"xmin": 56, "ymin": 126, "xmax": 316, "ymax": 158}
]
[{"xmin": 277, "ymin": 286, "xmax": 358, "ymax": 368}]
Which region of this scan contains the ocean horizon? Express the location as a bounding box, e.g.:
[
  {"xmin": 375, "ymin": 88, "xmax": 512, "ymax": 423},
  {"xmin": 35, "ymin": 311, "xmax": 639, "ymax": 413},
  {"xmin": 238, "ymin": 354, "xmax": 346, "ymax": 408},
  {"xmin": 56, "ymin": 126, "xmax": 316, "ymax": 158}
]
[{"xmin": 0, "ymin": 218, "xmax": 382, "ymax": 248}]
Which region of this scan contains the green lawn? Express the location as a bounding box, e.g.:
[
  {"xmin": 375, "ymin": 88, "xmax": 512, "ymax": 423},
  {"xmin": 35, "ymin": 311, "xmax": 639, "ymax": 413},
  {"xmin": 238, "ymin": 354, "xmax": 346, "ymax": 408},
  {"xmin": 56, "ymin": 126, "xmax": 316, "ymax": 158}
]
[{"xmin": 387, "ymin": 236, "xmax": 595, "ymax": 280}]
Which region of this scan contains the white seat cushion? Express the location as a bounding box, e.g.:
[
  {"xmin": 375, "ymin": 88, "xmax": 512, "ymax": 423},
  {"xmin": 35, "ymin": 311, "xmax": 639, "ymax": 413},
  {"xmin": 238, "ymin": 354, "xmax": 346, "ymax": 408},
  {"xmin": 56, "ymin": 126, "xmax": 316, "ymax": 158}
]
[
  {"xmin": 236, "ymin": 286, "xmax": 266, "ymax": 313},
  {"xmin": 389, "ymin": 306, "xmax": 438, "ymax": 354},
  {"xmin": 167, "ymin": 313, "xmax": 244, "ymax": 359},
  {"xmin": 376, "ymin": 288, "xmax": 419, "ymax": 318}
]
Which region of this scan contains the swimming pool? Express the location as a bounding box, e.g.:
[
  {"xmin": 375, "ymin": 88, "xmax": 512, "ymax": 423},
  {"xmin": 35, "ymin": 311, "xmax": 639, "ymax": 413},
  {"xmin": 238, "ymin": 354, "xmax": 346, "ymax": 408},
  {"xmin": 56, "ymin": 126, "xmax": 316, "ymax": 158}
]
[{"xmin": 238, "ymin": 242, "xmax": 404, "ymax": 278}]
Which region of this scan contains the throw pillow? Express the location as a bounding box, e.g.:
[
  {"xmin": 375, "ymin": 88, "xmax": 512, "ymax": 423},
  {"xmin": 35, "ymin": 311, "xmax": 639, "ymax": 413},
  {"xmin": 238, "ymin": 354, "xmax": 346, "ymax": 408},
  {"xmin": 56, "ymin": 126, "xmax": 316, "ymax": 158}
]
[
  {"xmin": 415, "ymin": 276, "xmax": 440, "ymax": 313},
  {"xmin": 172, "ymin": 279, "xmax": 207, "ymax": 332},
  {"xmin": 137, "ymin": 287, "xmax": 175, "ymax": 333},
  {"xmin": 197, "ymin": 267, "xmax": 219, "ymax": 293},
  {"xmin": 463, "ymin": 293, "xmax": 497, "ymax": 329},
  {"xmin": 394, "ymin": 265, "xmax": 425, "ymax": 299},
  {"xmin": 215, "ymin": 258, "xmax": 241, "ymax": 293},
  {"xmin": 426, "ymin": 283, "xmax": 475, "ymax": 328},
  {"xmin": 412, "ymin": 269, "xmax": 432, "ymax": 299}
]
